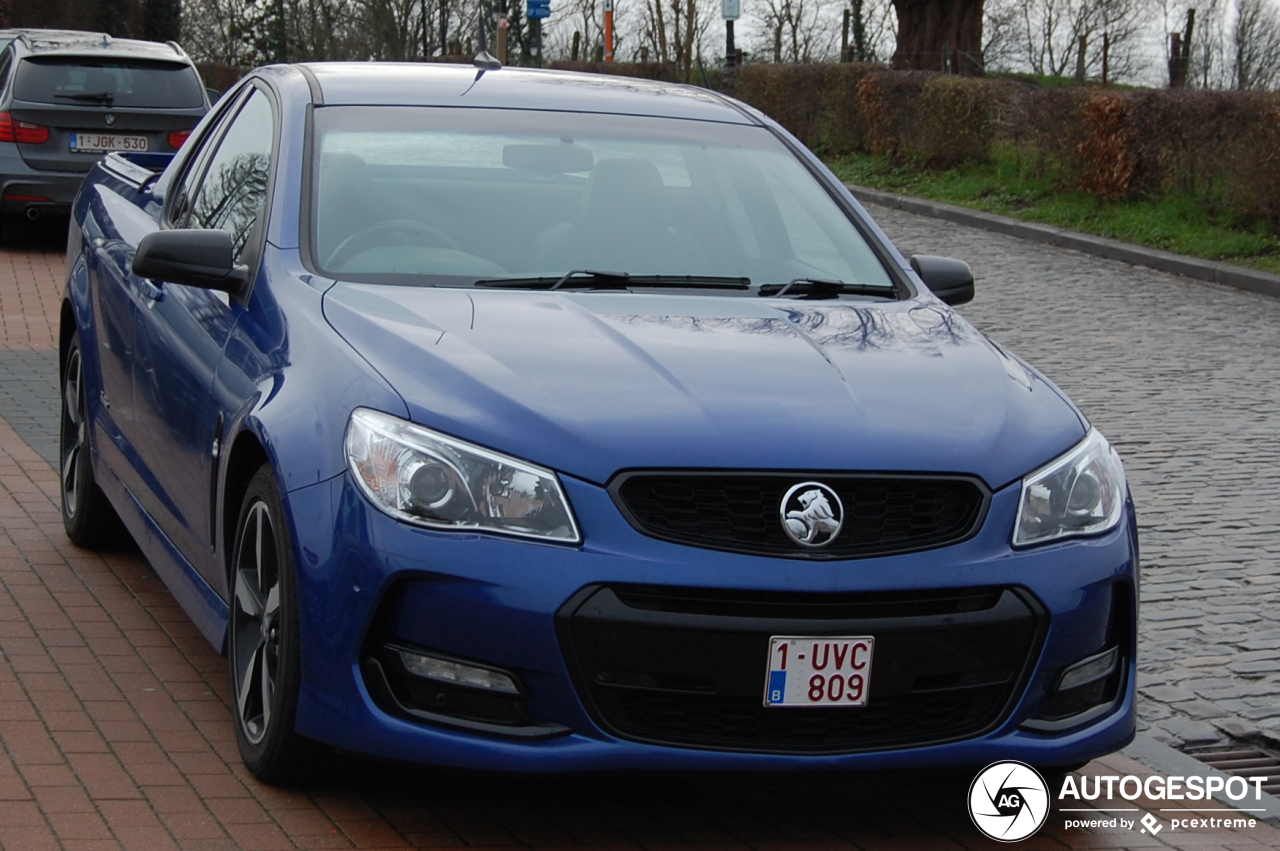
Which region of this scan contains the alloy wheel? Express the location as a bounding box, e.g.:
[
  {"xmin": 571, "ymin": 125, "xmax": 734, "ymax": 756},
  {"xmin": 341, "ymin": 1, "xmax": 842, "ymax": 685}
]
[
  {"xmin": 60, "ymin": 347, "xmax": 86, "ymax": 518},
  {"xmin": 231, "ymin": 501, "xmax": 282, "ymax": 745}
]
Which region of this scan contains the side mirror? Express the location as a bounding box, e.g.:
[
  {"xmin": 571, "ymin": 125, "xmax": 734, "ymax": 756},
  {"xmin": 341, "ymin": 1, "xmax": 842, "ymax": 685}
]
[
  {"xmin": 132, "ymin": 229, "xmax": 250, "ymax": 293},
  {"xmin": 910, "ymin": 255, "xmax": 974, "ymax": 306},
  {"xmin": 206, "ymin": 86, "xmax": 221, "ymax": 104}
]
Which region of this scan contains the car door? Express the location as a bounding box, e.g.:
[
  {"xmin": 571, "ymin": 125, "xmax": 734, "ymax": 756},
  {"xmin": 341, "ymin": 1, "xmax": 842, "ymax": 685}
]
[{"xmin": 129, "ymin": 86, "xmax": 275, "ymax": 582}]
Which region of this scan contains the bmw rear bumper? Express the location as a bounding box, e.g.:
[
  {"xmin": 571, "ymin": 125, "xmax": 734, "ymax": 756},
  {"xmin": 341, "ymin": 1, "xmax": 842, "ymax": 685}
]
[
  {"xmin": 0, "ymin": 143, "xmax": 87, "ymax": 214},
  {"xmin": 285, "ymin": 471, "xmax": 1137, "ymax": 772}
]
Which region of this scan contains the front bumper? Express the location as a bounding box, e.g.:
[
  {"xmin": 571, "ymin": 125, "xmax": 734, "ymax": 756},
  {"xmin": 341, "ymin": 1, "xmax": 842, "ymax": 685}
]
[{"xmin": 284, "ymin": 470, "xmax": 1137, "ymax": 772}]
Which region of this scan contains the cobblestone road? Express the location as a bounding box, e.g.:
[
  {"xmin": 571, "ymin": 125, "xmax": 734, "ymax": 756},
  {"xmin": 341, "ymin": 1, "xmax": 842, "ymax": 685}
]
[
  {"xmin": 868, "ymin": 202, "xmax": 1280, "ymax": 750},
  {"xmin": 1, "ymin": 209, "xmax": 1278, "ymax": 849}
]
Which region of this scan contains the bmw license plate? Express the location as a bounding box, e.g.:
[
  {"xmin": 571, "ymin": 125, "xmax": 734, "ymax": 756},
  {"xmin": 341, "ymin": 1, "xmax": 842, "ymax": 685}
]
[
  {"xmin": 764, "ymin": 635, "xmax": 874, "ymax": 707},
  {"xmin": 71, "ymin": 133, "xmax": 148, "ymax": 153}
]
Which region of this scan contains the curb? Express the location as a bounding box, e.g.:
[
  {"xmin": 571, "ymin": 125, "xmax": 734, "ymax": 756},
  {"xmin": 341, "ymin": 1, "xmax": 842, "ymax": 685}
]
[
  {"xmin": 1121, "ymin": 733, "xmax": 1280, "ymax": 824},
  {"xmin": 847, "ymin": 184, "xmax": 1280, "ymax": 301}
]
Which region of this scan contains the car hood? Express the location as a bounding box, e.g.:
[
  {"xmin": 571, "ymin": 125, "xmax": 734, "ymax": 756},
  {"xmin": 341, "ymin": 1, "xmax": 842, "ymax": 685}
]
[{"xmin": 322, "ymin": 284, "xmax": 1086, "ymax": 489}]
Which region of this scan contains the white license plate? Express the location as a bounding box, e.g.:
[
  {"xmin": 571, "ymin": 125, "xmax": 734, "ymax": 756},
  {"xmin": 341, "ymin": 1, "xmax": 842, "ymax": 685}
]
[
  {"xmin": 764, "ymin": 635, "xmax": 874, "ymax": 707},
  {"xmin": 71, "ymin": 133, "xmax": 148, "ymax": 153}
]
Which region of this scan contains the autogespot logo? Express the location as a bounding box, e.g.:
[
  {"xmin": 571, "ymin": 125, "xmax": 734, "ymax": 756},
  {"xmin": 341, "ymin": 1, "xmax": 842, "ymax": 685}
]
[{"xmin": 969, "ymin": 761, "xmax": 1051, "ymax": 842}]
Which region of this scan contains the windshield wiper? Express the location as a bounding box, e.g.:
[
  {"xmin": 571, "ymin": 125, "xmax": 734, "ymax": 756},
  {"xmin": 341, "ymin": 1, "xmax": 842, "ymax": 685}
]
[
  {"xmin": 475, "ymin": 270, "xmax": 751, "ymax": 290},
  {"xmin": 759, "ymin": 278, "xmax": 896, "ymax": 299},
  {"xmin": 55, "ymin": 91, "xmax": 115, "ymax": 104}
]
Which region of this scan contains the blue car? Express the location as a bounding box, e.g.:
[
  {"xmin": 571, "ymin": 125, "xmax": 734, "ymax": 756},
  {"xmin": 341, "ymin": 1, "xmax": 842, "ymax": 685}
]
[{"xmin": 60, "ymin": 62, "xmax": 1137, "ymax": 783}]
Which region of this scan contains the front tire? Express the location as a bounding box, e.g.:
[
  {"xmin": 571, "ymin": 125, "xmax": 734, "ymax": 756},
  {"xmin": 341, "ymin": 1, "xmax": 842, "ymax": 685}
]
[
  {"xmin": 229, "ymin": 465, "xmax": 329, "ymax": 783},
  {"xmin": 60, "ymin": 333, "xmax": 128, "ymax": 548}
]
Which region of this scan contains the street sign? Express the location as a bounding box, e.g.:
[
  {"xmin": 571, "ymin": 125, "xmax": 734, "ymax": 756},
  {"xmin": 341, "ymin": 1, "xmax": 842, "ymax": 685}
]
[
  {"xmin": 722, "ymin": 0, "xmax": 740, "ymax": 20},
  {"xmin": 527, "ymin": 0, "xmax": 550, "ymax": 18}
]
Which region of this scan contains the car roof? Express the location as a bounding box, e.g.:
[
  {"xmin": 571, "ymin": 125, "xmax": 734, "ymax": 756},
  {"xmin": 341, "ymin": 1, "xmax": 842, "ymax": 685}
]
[
  {"xmin": 298, "ymin": 62, "xmax": 756, "ymax": 125},
  {"xmin": 5, "ymin": 29, "xmax": 189, "ymax": 64}
]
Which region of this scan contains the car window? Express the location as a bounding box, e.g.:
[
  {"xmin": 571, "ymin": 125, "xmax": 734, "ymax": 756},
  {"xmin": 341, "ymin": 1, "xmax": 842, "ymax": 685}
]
[
  {"xmin": 168, "ymin": 87, "xmax": 251, "ymax": 226},
  {"xmin": 187, "ymin": 89, "xmax": 273, "ymax": 259},
  {"xmin": 310, "ymin": 107, "xmax": 895, "ymax": 291},
  {"xmin": 13, "ymin": 57, "xmax": 204, "ymax": 108}
]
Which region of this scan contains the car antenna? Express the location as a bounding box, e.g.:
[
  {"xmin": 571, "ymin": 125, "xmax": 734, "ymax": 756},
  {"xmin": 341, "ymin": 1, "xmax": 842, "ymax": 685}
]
[{"xmin": 472, "ymin": 13, "xmax": 501, "ymax": 76}]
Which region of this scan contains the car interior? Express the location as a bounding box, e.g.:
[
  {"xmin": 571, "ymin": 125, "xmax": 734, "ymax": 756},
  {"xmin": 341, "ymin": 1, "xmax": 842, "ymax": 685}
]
[{"xmin": 311, "ymin": 125, "xmax": 896, "ymax": 290}]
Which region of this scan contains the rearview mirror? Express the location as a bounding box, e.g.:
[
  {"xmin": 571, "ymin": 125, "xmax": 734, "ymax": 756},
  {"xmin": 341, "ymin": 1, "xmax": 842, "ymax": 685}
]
[
  {"xmin": 910, "ymin": 255, "xmax": 974, "ymax": 306},
  {"xmin": 503, "ymin": 143, "xmax": 594, "ymax": 174},
  {"xmin": 132, "ymin": 229, "xmax": 250, "ymax": 294}
]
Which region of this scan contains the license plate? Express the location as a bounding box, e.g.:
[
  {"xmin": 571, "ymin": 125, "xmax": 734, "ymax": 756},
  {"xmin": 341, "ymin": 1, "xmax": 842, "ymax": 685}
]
[
  {"xmin": 764, "ymin": 635, "xmax": 874, "ymax": 707},
  {"xmin": 71, "ymin": 133, "xmax": 148, "ymax": 153}
]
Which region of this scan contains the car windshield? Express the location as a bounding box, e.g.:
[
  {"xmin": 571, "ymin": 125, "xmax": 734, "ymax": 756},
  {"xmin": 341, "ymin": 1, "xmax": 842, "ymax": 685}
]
[
  {"xmin": 14, "ymin": 57, "xmax": 204, "ymax": 108},
  {"xmin": 309, "ymin": 106, "xmax": 896, "ymax": 294}
]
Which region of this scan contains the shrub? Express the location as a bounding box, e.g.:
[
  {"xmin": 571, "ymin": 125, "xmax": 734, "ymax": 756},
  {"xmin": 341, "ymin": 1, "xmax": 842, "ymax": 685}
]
[
  {"xmin": 1076, "ymin": 93, "xmax": 1141, "ymax": 199},
  {"xmin": 730, "ymin": 63, "xmax": 883, "ymax": 155},
  {"xmin": 998, "ymin": 85, "xmax": 1089, "ymax": 186},
  {"xmin": 856, "ymin": 70, "xmax": 930, "ymax": 160},
  {"xmin": 910, "ymin": 75, "xmax": 997, "ymax": 167},
  {"xmin": 855, "ymin": 72, "xmax": 998, "ymax": 168}
]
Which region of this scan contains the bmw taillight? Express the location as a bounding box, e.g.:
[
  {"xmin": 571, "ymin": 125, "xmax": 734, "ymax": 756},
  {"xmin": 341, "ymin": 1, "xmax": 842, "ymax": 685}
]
[
  {"xmin": 0, "ymin": 113, "xmax": 50, "ymax": 145},
  {"xmin": 168, "ymin": 129, "xmax": 191, "ymax": 150}
]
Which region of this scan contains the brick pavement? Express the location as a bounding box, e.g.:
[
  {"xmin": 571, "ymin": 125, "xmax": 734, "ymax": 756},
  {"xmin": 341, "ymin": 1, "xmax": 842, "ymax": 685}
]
[{"xmin": 0, "ymin": 214, "xmax": 1278, "ymax": 849}]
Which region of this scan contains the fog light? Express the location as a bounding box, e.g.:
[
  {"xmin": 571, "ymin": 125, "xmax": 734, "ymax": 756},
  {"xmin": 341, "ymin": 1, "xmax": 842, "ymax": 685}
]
[
  {"xmin": 396, "ymin": 648, "xmax": 521, "ymax": 694},
  {"xmin": 1057, "ymin": 646, "xmax": 1119, "ymax": 692}
]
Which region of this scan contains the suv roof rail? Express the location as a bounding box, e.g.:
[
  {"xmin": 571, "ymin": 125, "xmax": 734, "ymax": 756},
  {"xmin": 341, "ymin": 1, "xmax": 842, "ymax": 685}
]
[
  {"xmin": 16, "ymin": 32, "xmax": 31, "ymax": 49},
  {"xmin": 165, "ymin": 40, "xmax": 188, "ymax": 59}
]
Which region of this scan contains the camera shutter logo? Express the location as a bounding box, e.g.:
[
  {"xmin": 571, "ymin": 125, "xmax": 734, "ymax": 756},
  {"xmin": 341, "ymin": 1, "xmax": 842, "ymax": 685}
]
[
  {"xmin": 968, "ymin": 761, "xmax": 1050, "ymax": 842},
  {"xmin": 779, "ymin": 482, "xmax": 843, "ymax": 547}
]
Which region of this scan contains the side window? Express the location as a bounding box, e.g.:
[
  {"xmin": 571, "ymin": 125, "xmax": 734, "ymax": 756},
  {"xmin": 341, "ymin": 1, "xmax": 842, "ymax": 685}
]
[
  {"xmin": 187, "ymin": 89, "xmax": 274, "ymax": 259},
  {"xmin": 169, "ymin": 87, "xmax": 251, "ymax": 227}
]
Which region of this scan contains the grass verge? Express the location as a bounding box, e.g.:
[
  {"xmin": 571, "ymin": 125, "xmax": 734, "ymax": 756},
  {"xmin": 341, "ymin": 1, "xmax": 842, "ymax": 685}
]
[{"xmin": 824, "ymin": 149, "xmax": 1280, "ymax": 276}]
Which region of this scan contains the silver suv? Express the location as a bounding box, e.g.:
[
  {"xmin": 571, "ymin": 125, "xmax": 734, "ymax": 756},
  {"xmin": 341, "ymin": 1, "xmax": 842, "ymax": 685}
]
[{"xmin": 0, "ymin": 31, "xmax": 209, "ymax": 225}]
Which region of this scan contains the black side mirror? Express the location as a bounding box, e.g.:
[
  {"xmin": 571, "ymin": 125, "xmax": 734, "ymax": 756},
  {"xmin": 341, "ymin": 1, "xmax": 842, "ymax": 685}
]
[
  {"xmin": 132, "ymin": 229, "xmax": 250, "ymax": 294},
  {"xmin": 910, "ymin": 255, "xmax": 975, "ymax": 306}
]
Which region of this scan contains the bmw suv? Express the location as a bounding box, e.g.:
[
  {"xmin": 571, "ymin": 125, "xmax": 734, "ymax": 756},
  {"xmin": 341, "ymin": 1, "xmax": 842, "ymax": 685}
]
[{"xmin": 0, "ymin": 30, "xmax": 208, "ymax": 225}]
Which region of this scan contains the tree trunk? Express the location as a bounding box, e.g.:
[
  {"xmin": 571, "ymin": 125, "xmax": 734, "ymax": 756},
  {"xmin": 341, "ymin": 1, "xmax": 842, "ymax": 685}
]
[{"xmin": 891, "ymin": 0, "xmax": 984, "ymax": 75}]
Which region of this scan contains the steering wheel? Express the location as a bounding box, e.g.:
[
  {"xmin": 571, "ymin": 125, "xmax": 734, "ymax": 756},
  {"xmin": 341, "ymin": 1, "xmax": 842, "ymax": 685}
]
[{"xmin": 326, "ymin": 220, "xmax": 462, "ymax": 269}]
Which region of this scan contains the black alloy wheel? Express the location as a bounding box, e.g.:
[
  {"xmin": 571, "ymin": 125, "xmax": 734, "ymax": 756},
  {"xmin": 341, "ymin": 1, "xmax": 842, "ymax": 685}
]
[
  {"xmin": 228, "ymin": 465, "xmax": 330, "ymax": 783},
  {"xmin": 60, "ymin": 333, "xmax": 128, "ymax": 548}
]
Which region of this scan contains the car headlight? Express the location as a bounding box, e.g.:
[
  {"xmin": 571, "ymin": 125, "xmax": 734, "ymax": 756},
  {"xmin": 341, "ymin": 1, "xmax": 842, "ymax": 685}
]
[
  {"xmin": 1014, "ymin": 428, "xmax": 1126, "ymax": 547},
  {"xmin": 345, "ymin": 408, "xmax": 580, "ymax": 543}
]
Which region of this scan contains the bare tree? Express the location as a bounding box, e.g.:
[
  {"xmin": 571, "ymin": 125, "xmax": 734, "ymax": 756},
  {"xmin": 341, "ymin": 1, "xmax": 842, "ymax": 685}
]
[
  {"xmin": 629, "ymin": 0, "xmax": 709, "ymax": 74},
  {"xmin": 982, "ymin": 0, "xmax": 1148, "ymax": 80},
  {"xmin": 982, "ymin": 0, "xmax": 1022, "ymax": 69},
  {"xmin": 753, "ymin": 0, "xmax": 840, "ymax": 62},
  {"xmin": 1233, "ymin": 0, "xmax": 1280, "ymax": 88}
]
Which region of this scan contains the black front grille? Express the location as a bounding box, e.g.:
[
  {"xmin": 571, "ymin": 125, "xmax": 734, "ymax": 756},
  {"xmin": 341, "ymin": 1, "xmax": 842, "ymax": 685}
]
[
  {"xmin": 613, "ymin": 585, "xmax": 1003, "ymax": 621},
  {"xmin": 558, "ymin": 584, "xmax": 1047, "ymax": 754},
  {"xmin": 611, "ymin": 472, "xmax": 988, "ymax": 559},
  {"xmin": 594, "ymin": 686, "xmax": 1007, "ymax": 753}
]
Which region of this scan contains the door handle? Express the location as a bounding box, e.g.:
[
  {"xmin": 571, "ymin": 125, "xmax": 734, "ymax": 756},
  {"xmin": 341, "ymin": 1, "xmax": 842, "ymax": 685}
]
[{"xmin": 141, "ymin": 278, "xmax": 164, "ymax": 304}]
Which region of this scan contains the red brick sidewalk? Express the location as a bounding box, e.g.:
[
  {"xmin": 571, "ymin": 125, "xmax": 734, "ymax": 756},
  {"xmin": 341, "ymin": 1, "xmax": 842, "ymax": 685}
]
[{"xmin": 1, "ymin": 235, "xmax": 1276, "ymax": 849}]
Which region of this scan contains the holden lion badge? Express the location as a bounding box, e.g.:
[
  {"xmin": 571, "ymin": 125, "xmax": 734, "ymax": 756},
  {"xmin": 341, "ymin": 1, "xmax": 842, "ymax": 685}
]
[
  {"xmin": 780, "ymin": 482, "xmax": 843, "ymax": 547},
  {"xmin": 968, "ymin": 761, "xmax": 1050, "ymax": 842}
]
